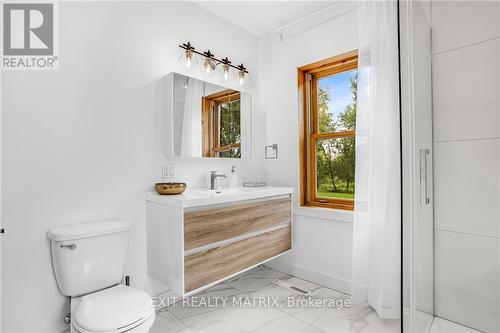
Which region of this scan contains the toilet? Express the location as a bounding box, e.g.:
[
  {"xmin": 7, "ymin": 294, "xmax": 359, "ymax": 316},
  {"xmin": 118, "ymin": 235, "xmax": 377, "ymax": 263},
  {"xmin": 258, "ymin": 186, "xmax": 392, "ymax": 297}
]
[{"xmin": 48, "ymin": 220, "xmax": 155, "ymax": 333}]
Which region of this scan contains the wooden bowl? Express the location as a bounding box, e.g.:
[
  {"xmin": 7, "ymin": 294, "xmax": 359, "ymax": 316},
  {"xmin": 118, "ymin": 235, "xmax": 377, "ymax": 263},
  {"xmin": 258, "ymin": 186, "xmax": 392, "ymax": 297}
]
[{"xmin": 154, "ymin": 182, "xmax": 187, "ymax": 195}]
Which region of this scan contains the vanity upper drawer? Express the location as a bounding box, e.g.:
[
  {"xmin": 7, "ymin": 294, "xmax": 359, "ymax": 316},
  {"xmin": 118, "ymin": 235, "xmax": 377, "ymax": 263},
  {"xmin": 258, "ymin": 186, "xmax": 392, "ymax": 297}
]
[
  {"xmin": 184, "ymin": 226, "xmax": 291, "ymax": 292},
  {"xmin": 183, "ymin": 197, "xmax": 291, "ymax": 251}
]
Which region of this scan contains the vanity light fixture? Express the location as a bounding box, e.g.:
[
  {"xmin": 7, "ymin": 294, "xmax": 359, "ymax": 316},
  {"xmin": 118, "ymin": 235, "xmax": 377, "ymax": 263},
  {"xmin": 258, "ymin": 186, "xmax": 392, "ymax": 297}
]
[
  {"xmin": 237, "ymin": 64, "xmax": 246, "ymax": 86},
  {"xmin": 221, "ymin": 57, "xmax": 231, "ymax": 80},
  {"xmin": 203, "ymin": 50, "xmax": 216, "ymax": 74},
  {"xmin": 178, "ymin": 42, "xmax": 249, "ymax": 84},
  {"xmin": 182, "ymin": 42, "xmax": 194, "ymax": 68}
]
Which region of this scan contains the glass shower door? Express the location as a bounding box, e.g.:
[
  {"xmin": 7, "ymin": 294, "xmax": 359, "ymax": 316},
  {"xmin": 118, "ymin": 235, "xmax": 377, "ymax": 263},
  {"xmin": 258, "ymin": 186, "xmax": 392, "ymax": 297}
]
[{"xmin": 400, "ymin": 0, "xmax": 434, "ymax": 332}]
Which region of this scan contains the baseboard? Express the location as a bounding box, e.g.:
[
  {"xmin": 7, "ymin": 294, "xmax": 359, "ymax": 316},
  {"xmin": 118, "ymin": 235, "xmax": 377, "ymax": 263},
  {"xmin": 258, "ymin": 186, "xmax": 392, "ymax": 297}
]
[
  {"xmin": 265, "ymin": 260, "xmax": 351, "ymax": 295},
  {"xmin": 151, "ymin": 289, "xmax": 179, "ymax": 311}
]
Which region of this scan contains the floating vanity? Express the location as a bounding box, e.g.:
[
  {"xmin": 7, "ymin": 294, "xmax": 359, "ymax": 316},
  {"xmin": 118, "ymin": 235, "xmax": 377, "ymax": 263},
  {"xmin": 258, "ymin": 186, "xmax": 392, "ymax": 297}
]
[{"xmin": 146, "ymin": 187, "xmax": 293, "ymax": 296}]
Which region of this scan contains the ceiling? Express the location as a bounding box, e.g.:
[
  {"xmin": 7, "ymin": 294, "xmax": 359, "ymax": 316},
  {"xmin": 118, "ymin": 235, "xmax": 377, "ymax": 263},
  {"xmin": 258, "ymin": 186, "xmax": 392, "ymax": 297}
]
[{"xmin": 194, "ymin": 1, "xmax": 338, "ymax": 37}]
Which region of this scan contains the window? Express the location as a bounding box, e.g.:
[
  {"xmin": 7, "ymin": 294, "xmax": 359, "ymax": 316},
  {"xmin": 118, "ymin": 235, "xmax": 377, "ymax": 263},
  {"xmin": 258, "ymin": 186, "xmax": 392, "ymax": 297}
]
[
  {"xmin": 202, "ymin": 89, "xmax": 241, "ymax": 158},
  {"xmin": 298, "ymin": 51, "xmax": 358, "ymax": 210}
]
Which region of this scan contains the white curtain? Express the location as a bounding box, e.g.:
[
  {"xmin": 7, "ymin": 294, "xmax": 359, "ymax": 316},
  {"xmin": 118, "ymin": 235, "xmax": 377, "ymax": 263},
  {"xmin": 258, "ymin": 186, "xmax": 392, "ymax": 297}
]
[
  {"xmin": 180, "ymin": 78, "xmax": 204, "ymax": 157},
  {"xmin": 351, "ymin": 0, "xmax": 401, "ymax": 319}
]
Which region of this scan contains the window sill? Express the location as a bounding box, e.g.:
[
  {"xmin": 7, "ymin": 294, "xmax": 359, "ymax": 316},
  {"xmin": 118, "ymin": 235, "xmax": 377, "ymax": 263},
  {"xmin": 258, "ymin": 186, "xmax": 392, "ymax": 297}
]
[{"xmin": 295, "ymin": 205, "xmax": 353, "ymax": 223}]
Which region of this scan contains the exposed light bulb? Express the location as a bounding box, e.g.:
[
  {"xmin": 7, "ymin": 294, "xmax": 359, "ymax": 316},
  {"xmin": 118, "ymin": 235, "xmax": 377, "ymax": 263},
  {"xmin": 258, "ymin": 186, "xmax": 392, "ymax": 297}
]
[
  {"xmin": 237, "ymin": 64, "xmax": 247, "ymax": 86},
  {"xmin": 204, "ymin": 58, "xmax": 214, "ymax": 74},
  {"xmin": 185, "ymin": 49, "xmax": 193, "ymax": 68},
  {"xmin": 223, "ymin": 64, "xmax": 230, "ymax": 80},
  {"xmin": 239, "ymin": 70, "xmax": 245, "ymax": 85},
  {"xmin": 203, "ymin": 50, "xmax": 216, "ymax": 75}
]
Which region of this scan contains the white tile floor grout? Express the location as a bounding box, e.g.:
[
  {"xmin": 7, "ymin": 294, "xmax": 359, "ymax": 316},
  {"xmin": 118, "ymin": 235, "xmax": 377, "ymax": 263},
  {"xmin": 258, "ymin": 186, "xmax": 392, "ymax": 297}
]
[{"xmin": 150, "ymin": 266, "xmax": 400, "ymax": 333}]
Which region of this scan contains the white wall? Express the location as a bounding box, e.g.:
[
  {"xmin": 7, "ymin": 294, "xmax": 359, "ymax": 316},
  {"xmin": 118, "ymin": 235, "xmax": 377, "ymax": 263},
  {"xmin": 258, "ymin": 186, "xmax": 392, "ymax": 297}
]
[
  {"xmin": 259, "ymin": 3, "xmax": 357, "ymax": 294},
  {"xmin": 431, "ymin": 1, "xmax": 500, "ymax": 332},
  {"xmin": 0, "ymin": 2, "xmax": 261, "ymax": 332}
]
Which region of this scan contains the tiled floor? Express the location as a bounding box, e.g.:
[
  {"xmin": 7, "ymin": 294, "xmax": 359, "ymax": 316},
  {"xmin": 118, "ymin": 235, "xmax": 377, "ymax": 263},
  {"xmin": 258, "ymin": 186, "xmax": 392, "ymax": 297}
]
[
  {"xmin": 409, "ymin": 310, "xmax": 433, "ymax": 333},
  {"xmin": 150, "ymin": 266, "xmax": 401, "ymax": 333},
  {"xmin": 429, "ymin": 318, "xmax": 482, "ymax": 333}
]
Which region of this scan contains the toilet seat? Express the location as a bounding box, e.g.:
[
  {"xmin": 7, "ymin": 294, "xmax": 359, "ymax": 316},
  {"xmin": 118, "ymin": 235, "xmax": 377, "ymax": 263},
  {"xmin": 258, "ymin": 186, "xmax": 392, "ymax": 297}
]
[{"xmin": 73, "ymin": 285, "xmax": 155, "ymax": 333}]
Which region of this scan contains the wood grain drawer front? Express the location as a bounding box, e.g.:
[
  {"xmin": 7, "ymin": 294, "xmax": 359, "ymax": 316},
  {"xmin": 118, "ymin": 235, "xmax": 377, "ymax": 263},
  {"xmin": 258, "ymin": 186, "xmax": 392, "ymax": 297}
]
[
  {"xmin": 184, "ymin": 197, "xmax": 291, "ymax": 251},
  {"xmin": 184, "ymin": 226, "xmax": 291, "ymax": 292}
]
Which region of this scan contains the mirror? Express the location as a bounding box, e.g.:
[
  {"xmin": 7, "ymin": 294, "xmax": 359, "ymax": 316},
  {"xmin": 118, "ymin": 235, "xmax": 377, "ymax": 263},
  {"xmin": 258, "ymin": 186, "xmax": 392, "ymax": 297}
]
[{"xmin": 165, "ymin": 72, "xmax": 250, "ymax": 159}]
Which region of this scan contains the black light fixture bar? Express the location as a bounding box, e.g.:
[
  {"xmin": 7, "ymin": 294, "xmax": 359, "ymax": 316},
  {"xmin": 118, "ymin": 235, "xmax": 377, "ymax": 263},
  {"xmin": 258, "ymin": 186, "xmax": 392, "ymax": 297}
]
[{"xmin": 179, "ymin": 42, "xmax": 249, "ymax": 74}]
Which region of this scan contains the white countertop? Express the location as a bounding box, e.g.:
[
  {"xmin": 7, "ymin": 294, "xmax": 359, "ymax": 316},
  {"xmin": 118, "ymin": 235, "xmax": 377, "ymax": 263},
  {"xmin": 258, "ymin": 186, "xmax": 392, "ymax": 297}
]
[{"xmin": 146, "ymin": 186, "xmax": 293, "ymax": 208}]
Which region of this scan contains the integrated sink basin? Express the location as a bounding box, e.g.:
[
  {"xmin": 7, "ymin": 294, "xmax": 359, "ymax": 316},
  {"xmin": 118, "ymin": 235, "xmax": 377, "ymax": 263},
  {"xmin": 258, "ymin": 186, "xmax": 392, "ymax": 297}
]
[
  {"xmin": 190, "ymin": 187, "xmax": 261, "ymax": 196},
  {"xmin": 146, "ymin": 186, "xmax": 293, "ymax": 208}
]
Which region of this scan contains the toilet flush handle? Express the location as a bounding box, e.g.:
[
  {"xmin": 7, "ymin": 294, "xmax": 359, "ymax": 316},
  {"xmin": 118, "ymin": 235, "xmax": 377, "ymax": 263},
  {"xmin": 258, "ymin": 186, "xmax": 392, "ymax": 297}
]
[{"xmin": 60, "ymin": 244, "xmax": 77, "ymax": 250}]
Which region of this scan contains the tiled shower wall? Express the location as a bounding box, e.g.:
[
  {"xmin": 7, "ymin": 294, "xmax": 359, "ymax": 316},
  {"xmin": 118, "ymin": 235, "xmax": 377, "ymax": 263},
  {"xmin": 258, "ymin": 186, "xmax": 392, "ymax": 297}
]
[{"xmin": 432, "ymin": 1, "xmax": 500, "ymax": 332}]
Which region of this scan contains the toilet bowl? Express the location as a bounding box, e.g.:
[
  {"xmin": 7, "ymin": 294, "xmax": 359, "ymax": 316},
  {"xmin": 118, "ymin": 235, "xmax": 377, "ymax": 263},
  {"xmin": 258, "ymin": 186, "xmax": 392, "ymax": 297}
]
[
  {"xmin": 71, "ymin": 285, "xmax": 155, "ymax": 333},
  {"xmin": 48, "ymin": 220, "xmax": 155, "ymax": 333}
]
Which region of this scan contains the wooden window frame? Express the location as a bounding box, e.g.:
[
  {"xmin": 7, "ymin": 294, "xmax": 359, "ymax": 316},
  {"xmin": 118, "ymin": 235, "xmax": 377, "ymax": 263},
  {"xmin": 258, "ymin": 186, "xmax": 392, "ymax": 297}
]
[
  {"xmin": 298, "ymin": 50, "xmax": 358, "ymax": 211},
  {"xmin": 202, "ymin": 89, "xmax": 241, "ymax": 157}
]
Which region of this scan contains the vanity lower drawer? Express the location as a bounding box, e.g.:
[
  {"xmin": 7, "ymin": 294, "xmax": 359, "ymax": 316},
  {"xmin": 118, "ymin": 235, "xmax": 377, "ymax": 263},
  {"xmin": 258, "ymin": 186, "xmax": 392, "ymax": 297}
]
[
  {"xmin": 184, "ymin": 226, "xmax": 291, "ymax": 292},
  {"xmin": 184, "ymin": 197, "xmax": 291, "ymax": 250}
]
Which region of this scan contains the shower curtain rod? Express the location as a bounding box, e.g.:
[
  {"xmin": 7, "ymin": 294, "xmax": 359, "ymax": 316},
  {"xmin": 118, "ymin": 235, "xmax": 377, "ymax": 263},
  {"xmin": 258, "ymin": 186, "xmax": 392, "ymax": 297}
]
[{"xmin": 268, "ymin": 1, "xmax": 343, "ymax": 35}]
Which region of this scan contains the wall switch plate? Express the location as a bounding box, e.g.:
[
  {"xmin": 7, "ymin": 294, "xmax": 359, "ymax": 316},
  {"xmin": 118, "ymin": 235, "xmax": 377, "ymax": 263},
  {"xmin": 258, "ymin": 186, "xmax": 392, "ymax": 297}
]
[{"xmin": 161, "ymin": 165, "xmax": 175, "ymax": 179}]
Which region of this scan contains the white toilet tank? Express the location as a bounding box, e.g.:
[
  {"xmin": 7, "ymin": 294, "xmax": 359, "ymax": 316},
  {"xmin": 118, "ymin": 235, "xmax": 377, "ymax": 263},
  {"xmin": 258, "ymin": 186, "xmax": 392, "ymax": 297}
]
[{"xmin": 48, "ymin": 220, "xmax": 132, "ymax": 297}]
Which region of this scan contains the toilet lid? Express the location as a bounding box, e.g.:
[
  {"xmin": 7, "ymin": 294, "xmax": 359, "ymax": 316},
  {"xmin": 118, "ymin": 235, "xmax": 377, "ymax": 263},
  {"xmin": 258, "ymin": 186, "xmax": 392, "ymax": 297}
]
[{"xmin": 75, "ymin": 285, "xmax": 153, "ymax": 332}]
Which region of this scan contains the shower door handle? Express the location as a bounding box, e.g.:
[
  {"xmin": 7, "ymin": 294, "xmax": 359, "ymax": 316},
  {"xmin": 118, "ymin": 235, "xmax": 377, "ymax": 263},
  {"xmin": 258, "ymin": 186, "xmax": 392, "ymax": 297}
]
[{"xmin": 419, "ymin": 148, "xmax": 430, "ymax": 205}]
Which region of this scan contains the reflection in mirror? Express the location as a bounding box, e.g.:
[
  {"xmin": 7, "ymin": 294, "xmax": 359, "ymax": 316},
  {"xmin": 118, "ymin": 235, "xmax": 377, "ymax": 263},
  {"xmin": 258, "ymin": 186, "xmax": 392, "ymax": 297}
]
[
  {"xmin": 170, "ymin": 73, "xmax": 245, "ymax": 159},
  {"xmin": 202, "ymin": 89, "xmax": 241, "ymax": 158}
]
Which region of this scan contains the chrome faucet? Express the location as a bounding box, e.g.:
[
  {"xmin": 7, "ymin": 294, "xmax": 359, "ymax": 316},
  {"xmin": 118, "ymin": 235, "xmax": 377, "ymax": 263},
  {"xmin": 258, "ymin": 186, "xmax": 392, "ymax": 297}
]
[{"xmin": 210, "ymin": 171, "xmax": 226, "ymax": 190}]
